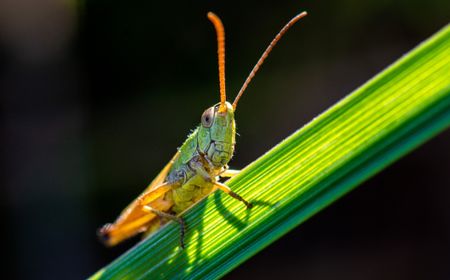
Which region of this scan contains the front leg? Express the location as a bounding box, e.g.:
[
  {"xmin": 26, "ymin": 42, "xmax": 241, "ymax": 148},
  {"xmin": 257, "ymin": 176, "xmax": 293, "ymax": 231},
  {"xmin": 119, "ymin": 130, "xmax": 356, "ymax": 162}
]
[
  {"xmin": 190, "ymin": 156, "xmax": 252, "ymax": 209},
  {"xmin": 189, "ymin": 155, "xmax": 214, "ymax": 182}
]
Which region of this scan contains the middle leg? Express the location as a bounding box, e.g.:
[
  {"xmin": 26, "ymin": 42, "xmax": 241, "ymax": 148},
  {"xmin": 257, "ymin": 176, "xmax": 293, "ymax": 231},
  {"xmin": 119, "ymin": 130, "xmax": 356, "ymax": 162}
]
[
  {"xmin": 143, "ymin": 205, "xmax": 186, "ymax": 249},
  {"xmin": 213, "ymin": 182, "xmax": 253, "ymax": 209}
]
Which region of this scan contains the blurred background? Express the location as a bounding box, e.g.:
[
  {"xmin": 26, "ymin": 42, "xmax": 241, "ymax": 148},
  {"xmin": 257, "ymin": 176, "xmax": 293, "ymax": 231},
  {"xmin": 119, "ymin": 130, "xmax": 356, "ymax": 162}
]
[{"xmin": 1, "ymin": 0, "xmax": 449, "ymax": 279}]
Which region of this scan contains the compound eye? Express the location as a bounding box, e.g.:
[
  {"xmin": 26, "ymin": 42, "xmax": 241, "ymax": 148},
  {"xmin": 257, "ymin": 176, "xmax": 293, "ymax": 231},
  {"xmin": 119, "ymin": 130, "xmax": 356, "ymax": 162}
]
[{"xmin": 201, "ymin": 107, "xmax": 215, "ymax": 128}]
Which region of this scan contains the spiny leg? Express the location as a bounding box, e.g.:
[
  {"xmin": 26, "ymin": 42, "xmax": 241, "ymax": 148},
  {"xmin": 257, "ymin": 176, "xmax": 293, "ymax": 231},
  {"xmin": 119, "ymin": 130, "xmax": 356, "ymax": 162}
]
[
  {"xmin": 98, "ymin": 182, "xmax": 176, "ymax": 247},
  {"xmin": 143, "ymin": 205, "xmax": 186, "ymax": 249},
  {"xmin": 214, "ymin": 181, "xmax": 253, "ymax": 209}
]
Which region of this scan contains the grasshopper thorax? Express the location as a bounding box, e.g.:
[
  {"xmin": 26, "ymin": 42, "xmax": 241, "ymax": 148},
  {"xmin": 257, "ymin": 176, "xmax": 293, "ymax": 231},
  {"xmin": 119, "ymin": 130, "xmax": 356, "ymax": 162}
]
[{"xmin": 198, "ymin": 101, "xmax": 235, "ymax": 167}]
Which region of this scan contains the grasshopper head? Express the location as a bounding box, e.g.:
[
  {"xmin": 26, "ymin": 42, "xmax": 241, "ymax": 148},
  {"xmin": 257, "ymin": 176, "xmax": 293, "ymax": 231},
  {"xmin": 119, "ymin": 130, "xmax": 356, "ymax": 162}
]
[
  {"xmin": 203, "ymin": 11, "xmax": 306, "ymax": 165},
  {"xmin": 198, "ymin": 101, "xmax": 235, "ymax": 167}
]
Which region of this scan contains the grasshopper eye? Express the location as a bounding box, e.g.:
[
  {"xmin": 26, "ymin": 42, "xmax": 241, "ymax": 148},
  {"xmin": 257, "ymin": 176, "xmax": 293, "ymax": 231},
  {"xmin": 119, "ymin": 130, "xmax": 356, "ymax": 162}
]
[{"xmin": 201, "ymin": 107, "xmax": 214, "ymax": 128}]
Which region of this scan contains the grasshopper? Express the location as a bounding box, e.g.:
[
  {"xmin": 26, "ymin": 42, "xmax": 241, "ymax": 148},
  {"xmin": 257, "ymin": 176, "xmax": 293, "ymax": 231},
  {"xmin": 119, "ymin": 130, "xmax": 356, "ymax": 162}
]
[{"xmin": 98, "ymin": 11, "xmax": 307, "ymax": 248}]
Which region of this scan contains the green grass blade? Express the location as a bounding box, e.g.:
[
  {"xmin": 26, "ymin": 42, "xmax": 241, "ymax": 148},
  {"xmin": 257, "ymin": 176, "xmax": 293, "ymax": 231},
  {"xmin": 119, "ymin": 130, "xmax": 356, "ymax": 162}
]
[{"xmin": 90, "ymin": 24, "xmax": 450, "ymax": 280}]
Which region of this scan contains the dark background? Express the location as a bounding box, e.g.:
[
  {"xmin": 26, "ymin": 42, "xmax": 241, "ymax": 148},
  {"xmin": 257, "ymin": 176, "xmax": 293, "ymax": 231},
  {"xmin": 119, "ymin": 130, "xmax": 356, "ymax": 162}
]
[{"xmin": 1, "ymin": 1, "xmax": 449, "ymax": 279}]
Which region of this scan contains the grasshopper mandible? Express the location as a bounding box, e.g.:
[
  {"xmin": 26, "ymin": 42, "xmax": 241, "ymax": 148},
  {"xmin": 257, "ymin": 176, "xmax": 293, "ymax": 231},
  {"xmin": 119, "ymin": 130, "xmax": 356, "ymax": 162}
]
[{"xmin": 98, "ymin": 11, "xmax": 307, "ymax": 248}]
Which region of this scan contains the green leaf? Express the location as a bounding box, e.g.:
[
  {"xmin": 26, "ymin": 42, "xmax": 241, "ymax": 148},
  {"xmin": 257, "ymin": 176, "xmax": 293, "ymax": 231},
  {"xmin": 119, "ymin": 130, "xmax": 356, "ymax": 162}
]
[{"xmin": 90, "ymin": 24, "xmax": 450, "ymax": 279}]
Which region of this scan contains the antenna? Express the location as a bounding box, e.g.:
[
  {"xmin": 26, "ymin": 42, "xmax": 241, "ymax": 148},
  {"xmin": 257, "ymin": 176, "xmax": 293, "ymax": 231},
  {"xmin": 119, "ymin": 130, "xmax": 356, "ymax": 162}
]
[
  {"xmin": 232, "ymin": 11, "xmax": 308, "ymax": 110},
  {"xmin": 207, "ymin": 12, "xmax": 227, "ymax": 112}
]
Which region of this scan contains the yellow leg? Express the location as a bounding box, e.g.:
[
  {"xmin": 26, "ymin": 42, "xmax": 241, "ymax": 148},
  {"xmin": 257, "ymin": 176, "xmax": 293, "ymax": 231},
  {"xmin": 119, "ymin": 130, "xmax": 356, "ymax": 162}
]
[{"xmin": 213, "ymin": 182, "xmax": 253, "ymax": 209}]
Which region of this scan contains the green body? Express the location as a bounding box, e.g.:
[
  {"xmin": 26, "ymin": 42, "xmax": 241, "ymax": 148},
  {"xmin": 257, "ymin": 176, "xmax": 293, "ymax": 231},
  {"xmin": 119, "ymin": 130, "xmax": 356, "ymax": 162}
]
[{"xmin": 165, "ymin": 102, "xmax": 236, "ymax": 213}]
